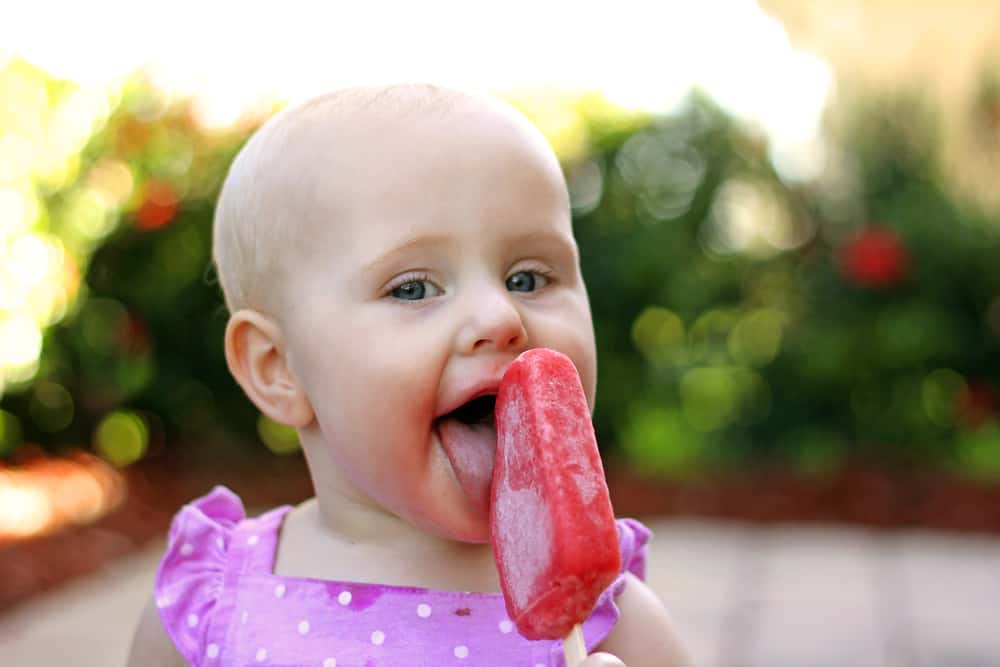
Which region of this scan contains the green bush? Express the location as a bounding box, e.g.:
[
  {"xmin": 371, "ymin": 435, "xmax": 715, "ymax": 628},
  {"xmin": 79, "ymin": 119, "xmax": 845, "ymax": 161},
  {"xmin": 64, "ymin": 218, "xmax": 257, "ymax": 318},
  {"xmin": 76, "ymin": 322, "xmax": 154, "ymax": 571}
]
[{"xmin": 2, "ymin": 66, "xmax": 999, "ymax": 480}]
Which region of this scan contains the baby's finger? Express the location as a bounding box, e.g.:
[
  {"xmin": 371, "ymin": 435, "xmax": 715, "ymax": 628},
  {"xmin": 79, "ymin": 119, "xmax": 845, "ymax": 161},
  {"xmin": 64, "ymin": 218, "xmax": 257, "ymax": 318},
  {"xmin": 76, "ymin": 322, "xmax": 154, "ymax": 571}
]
[{"xmin": 579, "ymin": 652, "xmax": 627, "ymax": 667}]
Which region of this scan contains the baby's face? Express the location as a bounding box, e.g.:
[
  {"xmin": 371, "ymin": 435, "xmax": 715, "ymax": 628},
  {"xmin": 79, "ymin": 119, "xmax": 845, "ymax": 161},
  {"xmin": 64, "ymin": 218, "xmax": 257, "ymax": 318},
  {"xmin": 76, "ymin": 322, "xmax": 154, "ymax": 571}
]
[{"xmin": 275, "ymin": 103, "xmax": 596, "ymax": 543}]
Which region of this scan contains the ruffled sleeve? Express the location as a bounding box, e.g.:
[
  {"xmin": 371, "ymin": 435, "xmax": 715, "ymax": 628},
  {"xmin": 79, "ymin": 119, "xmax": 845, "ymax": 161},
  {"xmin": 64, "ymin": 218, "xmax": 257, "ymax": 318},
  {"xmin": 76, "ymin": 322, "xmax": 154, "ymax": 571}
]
[
  {"xmin": 615, "ymin": 518, "xmax": 650, "ymax": 580},
  {"xmin": 154, "ymin": 486, "xmax": 245, "ymax": 665}
]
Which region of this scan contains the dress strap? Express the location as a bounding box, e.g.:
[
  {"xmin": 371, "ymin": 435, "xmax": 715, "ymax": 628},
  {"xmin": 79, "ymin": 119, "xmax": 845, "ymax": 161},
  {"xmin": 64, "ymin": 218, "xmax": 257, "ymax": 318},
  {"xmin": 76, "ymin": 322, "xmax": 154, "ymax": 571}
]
[{"xmin": 228, "ymin": 504, "xmax": 293, "ymax": 577}]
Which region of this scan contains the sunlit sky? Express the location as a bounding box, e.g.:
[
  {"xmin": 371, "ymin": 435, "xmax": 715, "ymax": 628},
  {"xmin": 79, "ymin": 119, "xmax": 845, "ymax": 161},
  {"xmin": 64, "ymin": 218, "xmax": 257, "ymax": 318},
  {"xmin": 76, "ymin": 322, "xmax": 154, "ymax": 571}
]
[
  {"xmin": 0, "ymin": 0, "xmax": 834, "ymax": 397},
  {"xmin": 1, "ymin": 0, "xmax": 832, "ymax": 150}
]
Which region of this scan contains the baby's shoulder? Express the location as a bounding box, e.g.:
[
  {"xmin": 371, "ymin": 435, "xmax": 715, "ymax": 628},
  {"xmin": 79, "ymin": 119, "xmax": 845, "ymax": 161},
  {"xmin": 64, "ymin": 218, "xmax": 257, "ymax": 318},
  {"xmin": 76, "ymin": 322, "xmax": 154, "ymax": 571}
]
[
  {"xmin": 126, "ymin": 596, "xmax": 189, "ymax": 667},
  {"xmin": 158, "ymin": 485, "xmax": 290, "ymax": 581},
  {"xmin": 152, "ymin": 486, "xmax": 291, "ymax": 664},
  {"xmin": 593, "ymin": 519, "xmax": 695, "ymax": 667},
  {"xmin": 595, "ymin": 572, "xmax": 695, "ymax": 667}
]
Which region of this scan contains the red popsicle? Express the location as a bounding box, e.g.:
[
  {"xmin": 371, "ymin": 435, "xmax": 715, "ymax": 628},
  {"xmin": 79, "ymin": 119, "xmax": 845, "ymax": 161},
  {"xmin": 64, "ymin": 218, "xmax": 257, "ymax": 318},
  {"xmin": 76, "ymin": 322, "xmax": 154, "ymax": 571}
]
[{"xmin": 491, "ymin": 348, "xmax": 621, "ymax": 648}]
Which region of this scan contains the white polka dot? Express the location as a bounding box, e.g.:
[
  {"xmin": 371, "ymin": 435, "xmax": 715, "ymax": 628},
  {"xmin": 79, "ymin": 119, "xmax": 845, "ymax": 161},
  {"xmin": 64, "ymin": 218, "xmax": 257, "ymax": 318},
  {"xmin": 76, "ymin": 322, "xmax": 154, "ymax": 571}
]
[
  {"xmin": 337, "ymin": 591, "xmax": 352, "ymax": 605},
  {"xmin": 416, "ymin": 603, "xmax": 432, "ymax": 618},
  {"xmin": 499, "ymin": 619, "xmax": 513, "ymax": 634},
  {"xmin": 155, "ymin": 596, "xmax": 171, "ymax": 608},
  {"xmin": 454, "ymin": 645, "xmax": 469, "ymax": 659},
  {"xmin": 247, "ymin": 535, "xmax": 259, "ymax": 546},
  {"xmin": 274, "ymin": 583, "xmax": 286, "ymax": 598},
  {"xmin": 323, "ymin": 659, "xmax": 337, "ymax": 667},
  {"xmin": 371, "ymin": 630, "xmax": 385, "ymax": 646},
  {"xmin": 187, "ymin": 614, "xmax": 198, "ymax": 628},
  {"xmin": 298, "ymin": 620, "xmax": 310, "ymax": 635},
  {"xmin": 255, "ymin": 648, "xmax": 268, "ymax": 662},
  {"xmin": 179, "ymin": 543, "xmax": 194, "ymax": 556},
  {"xmin": 206, "ymin": 644, "xmax": 219, "ymax": 659},
  {"xmin": 535, "ymin": 663, "xmax": 547, "ymax": 667},
  {"xmin": 241, "ymin": 610, "xmax": 249, "ymax": 624},
  {"xmin": 216, "ymin": 537, "xmax": 225, "ymax": 550}
]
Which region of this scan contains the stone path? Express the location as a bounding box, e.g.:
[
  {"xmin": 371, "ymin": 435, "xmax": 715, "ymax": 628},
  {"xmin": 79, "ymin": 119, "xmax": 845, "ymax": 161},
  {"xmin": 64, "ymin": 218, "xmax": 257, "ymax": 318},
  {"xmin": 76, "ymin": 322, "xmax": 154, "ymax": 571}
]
[
  {"xmin": 1, "ymin": 519, "xmax": 998, "ymax": 666},
  {"xmin": 650, "ymin": 521, "xmax": 1000, "ymax": 666}
]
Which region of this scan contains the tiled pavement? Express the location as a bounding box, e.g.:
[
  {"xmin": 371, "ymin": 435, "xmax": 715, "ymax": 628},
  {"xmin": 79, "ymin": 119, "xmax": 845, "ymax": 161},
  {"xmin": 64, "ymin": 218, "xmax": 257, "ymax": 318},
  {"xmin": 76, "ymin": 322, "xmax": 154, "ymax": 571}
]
[
  {"xmin": 1, "ymin": 519, "xmax": 998, "ymax": 666},
  {"xmin": 648, "ymin": 522, "xmax": 1000, "ymax": 666}
]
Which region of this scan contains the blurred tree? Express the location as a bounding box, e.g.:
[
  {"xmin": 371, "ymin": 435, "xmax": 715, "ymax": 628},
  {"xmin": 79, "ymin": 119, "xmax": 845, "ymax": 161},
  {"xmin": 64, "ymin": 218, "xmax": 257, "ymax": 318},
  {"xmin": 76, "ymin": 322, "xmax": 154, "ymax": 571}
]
[
  {"xmin": 0, "ymin": 65, "xmax": 267, "ymax": 463},
  {"xmin": 2, "ymin": 64, "xmax": 999, "ymax": 482}
]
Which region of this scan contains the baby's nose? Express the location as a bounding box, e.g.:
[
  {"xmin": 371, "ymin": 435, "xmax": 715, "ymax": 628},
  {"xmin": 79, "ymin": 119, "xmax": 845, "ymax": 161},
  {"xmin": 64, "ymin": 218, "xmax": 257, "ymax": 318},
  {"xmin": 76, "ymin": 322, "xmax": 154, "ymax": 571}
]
[{"xmin": 460, "ymin": 287, "xmax": 527, "ymax": 354}]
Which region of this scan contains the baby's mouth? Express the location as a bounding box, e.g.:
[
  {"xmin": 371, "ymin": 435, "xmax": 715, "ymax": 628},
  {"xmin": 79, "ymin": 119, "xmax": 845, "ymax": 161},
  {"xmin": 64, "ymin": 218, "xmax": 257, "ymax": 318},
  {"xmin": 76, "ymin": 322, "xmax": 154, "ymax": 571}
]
[
  {"xmin": 450, "ymin": 395, "xmax": 497, "ymax": 426},
  {"xmin": 436, "ymin": 395, "xmax": 498, "ymax": 516}
]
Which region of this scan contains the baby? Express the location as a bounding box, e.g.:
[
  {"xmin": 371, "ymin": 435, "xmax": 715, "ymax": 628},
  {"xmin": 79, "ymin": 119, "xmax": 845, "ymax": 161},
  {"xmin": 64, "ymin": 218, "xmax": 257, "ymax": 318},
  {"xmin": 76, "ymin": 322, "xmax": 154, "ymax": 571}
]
[{"xmin": 126, "ymin": 84, "xmax": 692, "ymax": 667}]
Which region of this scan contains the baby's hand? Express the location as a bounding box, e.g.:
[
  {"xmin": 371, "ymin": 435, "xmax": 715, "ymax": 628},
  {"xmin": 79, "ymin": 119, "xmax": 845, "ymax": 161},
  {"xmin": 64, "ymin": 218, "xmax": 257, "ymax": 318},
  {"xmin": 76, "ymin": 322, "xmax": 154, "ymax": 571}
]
[{"xmin": 580, "ymin": 652, "xmax": 627, "ymax": 667}]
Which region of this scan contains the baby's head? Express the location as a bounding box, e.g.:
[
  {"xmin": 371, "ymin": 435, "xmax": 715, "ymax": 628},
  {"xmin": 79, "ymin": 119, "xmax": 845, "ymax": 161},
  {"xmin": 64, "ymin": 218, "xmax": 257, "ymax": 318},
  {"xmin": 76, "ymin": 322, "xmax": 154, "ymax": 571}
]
[{"xmin": 213, "ymin": 84, "xmax": 597, "ymax": 543}]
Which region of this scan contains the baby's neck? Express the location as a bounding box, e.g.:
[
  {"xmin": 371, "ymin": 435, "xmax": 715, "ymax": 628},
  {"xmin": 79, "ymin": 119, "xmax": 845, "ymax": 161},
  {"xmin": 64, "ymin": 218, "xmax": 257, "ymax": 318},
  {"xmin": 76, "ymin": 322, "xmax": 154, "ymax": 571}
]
[{"xmin": 273, "ymin": 496, "xmax": 500, "ymax": 593}]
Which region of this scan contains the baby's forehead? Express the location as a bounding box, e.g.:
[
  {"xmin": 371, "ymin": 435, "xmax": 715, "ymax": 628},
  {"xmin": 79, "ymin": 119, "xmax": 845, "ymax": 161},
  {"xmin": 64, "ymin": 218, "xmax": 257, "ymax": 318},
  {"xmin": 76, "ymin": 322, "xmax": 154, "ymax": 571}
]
[
  {"xmin": 261, "ymin": 87, "xmax": 556, "ymax": 208},
  {"xmin": 279, "ymin": 85, "xmax": 504, "ymax": 145},
  {"xmin": 256, "ymin": 89, "xmax": 503, "ymax": 199},
  {"xmin": 243, "ymin": 84, "xmax": 568, "ymax": 272}
]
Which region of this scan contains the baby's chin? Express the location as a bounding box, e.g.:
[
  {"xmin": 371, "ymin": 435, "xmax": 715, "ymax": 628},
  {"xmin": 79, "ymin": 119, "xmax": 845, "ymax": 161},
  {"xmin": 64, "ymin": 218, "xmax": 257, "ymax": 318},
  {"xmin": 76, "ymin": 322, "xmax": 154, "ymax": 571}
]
[
  {"xmin": 410, "ymin": 500, "xmax": 492, "ymax": 545},
  {"xmin": 395, "ymin": 484, "xmax": 492, "ymax": 545},
  {"xmin": 440, "ymin": 522, "xmax": 491, "ymax": 545}
]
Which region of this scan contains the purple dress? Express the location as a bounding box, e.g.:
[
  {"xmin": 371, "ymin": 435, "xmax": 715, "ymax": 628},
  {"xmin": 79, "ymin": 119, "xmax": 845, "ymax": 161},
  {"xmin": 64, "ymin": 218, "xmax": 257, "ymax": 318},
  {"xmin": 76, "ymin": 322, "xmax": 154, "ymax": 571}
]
[{"xmin": 155, "ymin": 486, "xmax": 650, "ymax": 667}]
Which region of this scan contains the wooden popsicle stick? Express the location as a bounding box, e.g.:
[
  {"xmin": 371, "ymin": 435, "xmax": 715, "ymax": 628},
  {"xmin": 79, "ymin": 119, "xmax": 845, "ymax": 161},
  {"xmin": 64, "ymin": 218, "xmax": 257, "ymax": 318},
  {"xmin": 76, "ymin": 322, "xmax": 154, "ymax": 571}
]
[{"xmin": 563, "ymin": 623, "xmax": 587, "ymax": 667}]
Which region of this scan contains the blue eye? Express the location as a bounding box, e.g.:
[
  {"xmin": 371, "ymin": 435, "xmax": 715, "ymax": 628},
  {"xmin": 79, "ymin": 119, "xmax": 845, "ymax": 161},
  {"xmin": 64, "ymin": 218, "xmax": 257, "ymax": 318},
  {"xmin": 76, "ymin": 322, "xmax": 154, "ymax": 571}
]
[
  {"xmin": 387, "ymin": 274, "xmax": 443, "ymax": 301},
  {"xmin": 392, "ymin": 280, "xmax": 430, "ymax": 300},
  {"xmin": 506, "ymin": 271, "xmax": 544, "ymax": 292}
]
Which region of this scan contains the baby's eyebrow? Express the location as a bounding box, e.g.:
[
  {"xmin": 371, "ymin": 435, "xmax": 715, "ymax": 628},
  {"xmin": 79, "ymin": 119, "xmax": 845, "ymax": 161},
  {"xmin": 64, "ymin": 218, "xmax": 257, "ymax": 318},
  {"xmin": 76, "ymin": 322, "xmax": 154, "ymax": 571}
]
[
  {"xmin": 360, "ymin": 229, "xmax": 580, "ymax": 279},
  {"xmin": 362, "ymin": 234, "xmax": 454, "ymax": 276},
  {"xmin": 504, "ymin": 230, "xmax": 580, "ymax": 263}
]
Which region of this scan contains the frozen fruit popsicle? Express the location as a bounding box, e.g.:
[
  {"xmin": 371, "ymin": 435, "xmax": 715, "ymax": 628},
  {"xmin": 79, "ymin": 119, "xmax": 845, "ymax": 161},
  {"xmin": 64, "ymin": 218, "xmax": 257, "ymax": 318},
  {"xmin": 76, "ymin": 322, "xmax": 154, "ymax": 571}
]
[{"xmin": 490, "ymin": 348, "xmax": 621, "ymax": 655}]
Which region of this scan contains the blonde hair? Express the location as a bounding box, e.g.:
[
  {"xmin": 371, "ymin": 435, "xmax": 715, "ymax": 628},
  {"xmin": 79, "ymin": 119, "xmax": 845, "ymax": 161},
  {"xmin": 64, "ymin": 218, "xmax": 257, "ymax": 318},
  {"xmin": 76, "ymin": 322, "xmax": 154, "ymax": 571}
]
[{"xmin": 212, "ymin": 83, "xmax": 479, "ymax": 312}]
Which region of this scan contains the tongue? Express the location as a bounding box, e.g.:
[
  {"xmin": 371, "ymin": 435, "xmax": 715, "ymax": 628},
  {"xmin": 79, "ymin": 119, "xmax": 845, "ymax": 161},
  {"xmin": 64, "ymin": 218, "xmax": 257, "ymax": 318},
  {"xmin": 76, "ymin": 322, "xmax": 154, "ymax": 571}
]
[{"xmin": 437, "ymin": 417, "xmax": 497, "ymax": 515}]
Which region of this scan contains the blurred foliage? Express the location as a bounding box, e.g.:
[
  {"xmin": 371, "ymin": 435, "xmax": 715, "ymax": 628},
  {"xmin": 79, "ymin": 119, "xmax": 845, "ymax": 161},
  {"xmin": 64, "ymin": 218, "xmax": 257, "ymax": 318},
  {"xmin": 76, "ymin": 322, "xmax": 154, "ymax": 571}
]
[
  {"xmin": 2, "ymin": 60, "xmax": 1000, "ymax": 480},
  {"xmin": 0, "ymin": 61, "xmax": 265, "ymax": 465}
]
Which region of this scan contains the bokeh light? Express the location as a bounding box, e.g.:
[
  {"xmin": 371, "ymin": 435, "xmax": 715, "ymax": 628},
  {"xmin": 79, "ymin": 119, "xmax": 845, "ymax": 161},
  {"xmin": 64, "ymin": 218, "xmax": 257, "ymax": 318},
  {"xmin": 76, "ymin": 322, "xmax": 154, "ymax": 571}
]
[
  {"xmin": 922, "ymin": 369, "xmax": 966, "ymax": 427},
  {"xmin": 680, "ymin": 365, "xmax": 769, "ymax": 431},
  {"xmin": 0, "ymin": 451, "xmax": 125, "ymax": 540},
  {"xmin": 257, "ymin": 415, "xmax": 302, "ymax": 456},
  {"xmin": 0, "ymin": 482, "xmax": 52, "ymax": 538},
  {"xmin": 621, "ymin": 404, "xmax": 708, "ymax": 476},
  {"xmin": 0, "ymin": 315, "xmax": 41, "ymax": 368},
  {"xmin": 631, "ymin": 307, "xmax": 686, "ymax": 367},
  {"xmin": 704, "ymin": 179, "xmax": 814, "ymax": 257},
  {"xmin": 94, "ymin": 411, "xmax": 149, "ymax": 467},
  {"xmin": 29, "ymin": 382, "xmax": 75, "ymax": 433},
  {"xmin": 0, "ymin": 62, "xmax": 111, "ymax": 394},
  {"xmin": 728, "ymin": 309, "xmax": 787, "ymax": 368},
  {"xmin": 566, "ymin": 158, "xmax": 604, "ymax": 216},
  {"xmin": 616, "ymin": 128, "xmax": 706, "ymax": 221},
  {"xmin": 956, "ymin": 423, "xmax": 1000, "ymax": 480}
]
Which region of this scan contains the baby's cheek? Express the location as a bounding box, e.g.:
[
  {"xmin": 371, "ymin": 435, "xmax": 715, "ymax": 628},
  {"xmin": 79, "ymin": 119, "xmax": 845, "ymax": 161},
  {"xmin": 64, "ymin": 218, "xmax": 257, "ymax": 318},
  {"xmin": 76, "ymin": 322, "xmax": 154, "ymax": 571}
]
[{"xmin": 565, "ymin": 339, "xmax": 598, "ymax": 409}]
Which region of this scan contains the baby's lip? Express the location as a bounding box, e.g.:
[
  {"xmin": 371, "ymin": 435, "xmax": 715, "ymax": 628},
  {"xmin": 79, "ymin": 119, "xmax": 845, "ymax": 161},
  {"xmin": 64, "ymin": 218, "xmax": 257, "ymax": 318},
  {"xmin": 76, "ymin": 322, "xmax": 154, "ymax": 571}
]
[{"xmin": 436, "ymin": 376, "xmax": 504, "ymax": 420}]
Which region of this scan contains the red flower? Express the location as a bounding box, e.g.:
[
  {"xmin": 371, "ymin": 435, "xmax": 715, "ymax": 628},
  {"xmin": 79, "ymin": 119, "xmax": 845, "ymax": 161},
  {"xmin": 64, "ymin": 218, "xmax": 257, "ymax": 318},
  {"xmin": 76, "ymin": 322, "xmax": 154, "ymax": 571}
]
[
  {"xmin": 838, "ymin": 226, "xmax": 909, "ymax": 287},
  {"xmin": 116, "ymin": 315, "xmax": 150, "ymax": 355},
  {"xmin": 956, "ymin": 383, "xmax": 997, "ymax": 428},
  {"xmin": 136, "ymin": 181, "xmax": 178, "ymax": 230}
]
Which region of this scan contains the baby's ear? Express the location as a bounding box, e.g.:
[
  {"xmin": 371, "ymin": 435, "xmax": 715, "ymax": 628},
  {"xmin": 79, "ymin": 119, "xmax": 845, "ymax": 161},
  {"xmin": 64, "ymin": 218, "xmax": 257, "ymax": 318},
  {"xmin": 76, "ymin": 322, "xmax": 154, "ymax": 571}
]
[{"xmin": 224, "ymin": 309, "xmax": 314, "ymax": 428}]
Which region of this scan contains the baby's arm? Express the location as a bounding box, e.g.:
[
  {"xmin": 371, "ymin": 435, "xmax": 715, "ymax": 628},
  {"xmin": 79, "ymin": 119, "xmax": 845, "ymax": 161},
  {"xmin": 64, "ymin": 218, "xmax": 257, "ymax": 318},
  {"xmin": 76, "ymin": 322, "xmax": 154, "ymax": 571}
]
[
  {"xmin": 125, "ymin": 597, "xmax": 188, "ymax": 667},
  {"xmin": 595, "ymin": 572, "xmax": 695, "ymax": 667}
]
